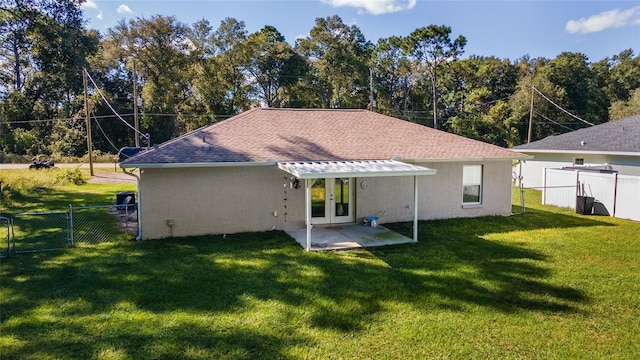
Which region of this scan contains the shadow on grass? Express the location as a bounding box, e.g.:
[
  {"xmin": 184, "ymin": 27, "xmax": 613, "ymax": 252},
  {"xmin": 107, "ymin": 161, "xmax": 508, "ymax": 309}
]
[{"xmin": 1, "ymin": 206, "xmax": 601, "ymax": 358}]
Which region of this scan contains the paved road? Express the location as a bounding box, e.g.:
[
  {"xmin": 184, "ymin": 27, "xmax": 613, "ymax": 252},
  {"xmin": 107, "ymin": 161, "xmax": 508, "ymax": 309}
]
[{"xmin": 0, "ymin": 163, "xmax": 117, "ymax": 170}]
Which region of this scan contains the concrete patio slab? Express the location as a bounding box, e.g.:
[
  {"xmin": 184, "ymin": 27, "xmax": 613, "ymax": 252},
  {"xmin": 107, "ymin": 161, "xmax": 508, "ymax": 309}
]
[{"xmin": 285, "ymin": 224, "xmax": 413, "ymax": 251}]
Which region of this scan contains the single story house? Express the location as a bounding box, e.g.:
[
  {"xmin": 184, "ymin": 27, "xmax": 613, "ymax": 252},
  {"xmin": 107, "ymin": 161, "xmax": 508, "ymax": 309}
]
[
  {"xmin": 513, "ymin": 114, "xmax": 640, "ymax": 188},
  {"xmin": 121, "ymin": 108, "xmax": 529, "ymax": 249}
]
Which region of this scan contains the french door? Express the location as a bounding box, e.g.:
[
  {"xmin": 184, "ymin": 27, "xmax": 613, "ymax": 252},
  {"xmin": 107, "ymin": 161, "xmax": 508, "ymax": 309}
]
[{"xmin": 310, "ymin": 178, "xmax": 354, "ymax": 224}]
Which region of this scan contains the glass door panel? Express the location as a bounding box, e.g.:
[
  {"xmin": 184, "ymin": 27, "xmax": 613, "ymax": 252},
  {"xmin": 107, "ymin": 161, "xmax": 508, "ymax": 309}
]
[
  {"xmin": 334, "ymin": 178, "xmax": 349, "ymax": 217},
  {"xmin": 309, "ymin": 178, "xmax": 354, "ymax": 225},
  {"xmin": 311, "ymin": 179, "xmax": 326, "ymax": 218}
]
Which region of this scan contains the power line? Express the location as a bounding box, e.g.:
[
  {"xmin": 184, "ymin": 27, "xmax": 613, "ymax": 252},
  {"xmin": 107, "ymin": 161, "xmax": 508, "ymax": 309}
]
[
  {"xmin": 533, "ymin": 110, "xmax": 575, "ymax": 132},
  {"xmin": 0, "ymin": 112, "xmax": 236, "ymax": 125},
  {"xmin": 532, "ymin": 86, "xmax": 595, "ymax": 127},
  {"xmin": 92, "ymin": 113, "xmax": 122, "ymax": 154},
  {"xmin": 83, "ymin": 69, "xmax": 150, "ymax": 142}
]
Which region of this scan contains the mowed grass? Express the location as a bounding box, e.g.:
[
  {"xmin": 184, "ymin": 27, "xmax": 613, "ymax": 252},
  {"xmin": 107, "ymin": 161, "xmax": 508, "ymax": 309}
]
[
  {"xmin": 1, "ymin": 177, "xmax": 639, "ymax": 359},
  {"xmin": 1, "ymin": 167, "xmax": 135, "ymax": 213}
]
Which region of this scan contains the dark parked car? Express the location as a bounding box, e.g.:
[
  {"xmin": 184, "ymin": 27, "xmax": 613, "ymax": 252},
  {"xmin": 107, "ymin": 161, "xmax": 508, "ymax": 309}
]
[
  {"xmin": 117, "ymin": 147, "xmax": 144, "ymax": 162},
  {"xmin": 29, "ymin": 159, "xmax": 55, "ymax": 169}
]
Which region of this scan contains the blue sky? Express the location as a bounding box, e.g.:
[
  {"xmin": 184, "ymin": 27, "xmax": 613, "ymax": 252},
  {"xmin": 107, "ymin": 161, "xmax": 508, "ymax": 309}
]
[{"xmin": 81, "ymin": 0, "xmax": 640, "ymax": 62}]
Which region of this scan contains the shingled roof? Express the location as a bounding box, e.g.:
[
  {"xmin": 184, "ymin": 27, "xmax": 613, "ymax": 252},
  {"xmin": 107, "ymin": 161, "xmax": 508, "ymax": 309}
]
[
  {"xmin": 121, "ymin": 108, "xmax": 528, "ymax": 167},
  {"xmin": 514, "ymin": 114, "xmax": 640, "ymax": 154}
]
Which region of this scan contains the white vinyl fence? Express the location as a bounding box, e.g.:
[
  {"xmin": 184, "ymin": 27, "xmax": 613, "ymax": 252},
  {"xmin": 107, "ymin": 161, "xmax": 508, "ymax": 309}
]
[
  {"xmin": 543, "ymin": 168, "xmax": 640, "ymax": 221},
  {"xmin": 615, "ymin": 175, "xmax": 640, "ymax": 221}
]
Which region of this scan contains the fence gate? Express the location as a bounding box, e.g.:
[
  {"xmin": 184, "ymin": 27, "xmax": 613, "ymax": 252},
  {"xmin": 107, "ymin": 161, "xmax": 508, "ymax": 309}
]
[
  {"xmin": 12, "ymin": 211, "xmax": 71, "ymax": 253},
  {"xmin": 71, "ymin": 205, "xmax": 137, "ymax": 245}
]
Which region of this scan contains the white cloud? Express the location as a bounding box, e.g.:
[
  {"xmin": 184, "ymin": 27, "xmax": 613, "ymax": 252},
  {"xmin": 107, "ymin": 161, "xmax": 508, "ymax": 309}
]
[
  {"xmin": 566, "ymin": 6, "xmax": 640, "ymax": 34},
  {"xmin": 117, "ymin": 4, "xmax": 133, "ymax": 14},
  {"xmin": 320, "ymin": 0, "xmax": 416, "ymax": 15},
  {"xmin": 81, "ymin": 0, "xmax": 98, "ymax": 9},
  {"xmin": 96, "ymin": 11, "xmax": 103, "ymax": 20}
]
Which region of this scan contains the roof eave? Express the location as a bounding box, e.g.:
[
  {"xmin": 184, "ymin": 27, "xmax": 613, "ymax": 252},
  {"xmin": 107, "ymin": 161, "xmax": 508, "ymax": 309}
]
[
  {"xmin": 399, "ymin": 155, "xmax": 533, "ymax": 162},
  {"xmin": 515, "ymin": 149, "xmax": 640, "ymax": 157},
  {"xmin": 119, "ymin": 160, "xmax": 276, "ymax": 169}
]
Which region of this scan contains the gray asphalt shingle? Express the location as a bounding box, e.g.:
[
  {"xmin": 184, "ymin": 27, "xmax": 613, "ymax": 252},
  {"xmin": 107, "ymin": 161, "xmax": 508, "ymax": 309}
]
[
  {"xmin": 122, "ymin": 108, "xmax": 528, "ymax": 166},
  {"xmin": 514, "ymin": 114, "xmax": 640, "ymax": 153}
]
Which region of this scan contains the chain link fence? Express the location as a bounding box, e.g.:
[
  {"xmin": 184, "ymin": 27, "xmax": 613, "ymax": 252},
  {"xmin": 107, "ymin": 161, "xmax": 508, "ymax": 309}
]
[
  {"xmin": 5, "ymin": 203, "xmax": 137, "ymax": 256},
  {"xmin": 12, "ymin": 211, "xmax": 70, "ymax": 253},
  {"xmin": 72, "ymin": 205, "xmax": 137, "ymax": 246}
]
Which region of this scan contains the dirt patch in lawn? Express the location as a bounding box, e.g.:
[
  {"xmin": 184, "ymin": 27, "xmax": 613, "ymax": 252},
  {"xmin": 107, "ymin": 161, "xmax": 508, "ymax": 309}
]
[{"xmin": 88, "ymin": 171, "xmax": 136, "ymax": 184}]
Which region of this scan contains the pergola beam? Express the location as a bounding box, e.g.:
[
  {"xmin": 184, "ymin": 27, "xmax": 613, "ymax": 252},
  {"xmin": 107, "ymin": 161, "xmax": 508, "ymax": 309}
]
[
  {"xmin": 305, "ymin": 178, "xmax": 311, "ymax": 251},
  {"xmin": 413, "ymin": 175, "xmax": 419, "ymax": 242}
]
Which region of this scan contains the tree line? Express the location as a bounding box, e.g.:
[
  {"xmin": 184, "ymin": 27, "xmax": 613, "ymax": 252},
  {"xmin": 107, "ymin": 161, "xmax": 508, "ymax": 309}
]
[{"xmin": 1, "ymin": 0, "xmax": 639, "ymax": 159}]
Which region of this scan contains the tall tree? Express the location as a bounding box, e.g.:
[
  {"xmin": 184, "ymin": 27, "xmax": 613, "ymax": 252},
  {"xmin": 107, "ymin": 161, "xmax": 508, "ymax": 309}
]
[
  {"xmin": 243, "ymin": 26, "xmax": 307, "ymax": 107},
  {"xmin": 542, "ymin": 52, "xmax": 608, "ymax": 124},
  {"xmin": 448, "ymin": 56, "xmax": 520, "ymax": 146},
  {"xmin": 212, "ymin": 17, "xmax": 251, "ymax": 114},
  {"xmin": 295, "ymin": 15, "xmax": 371, "ymax": 108},
  {"xmin": 510, "ymin": 53, "xmax": 608, "ymax": 144},
  {"xmin": 0, "ymin": 0, "xmax": 98, "ymax": 157},
  {"xmin": 609, "ymin": 88, "xmax": 640, "ymax": 120},
  {"xmin": 185, "ymin": 19, "xmax": 229, "ymax": 117},
  {"xmin": 403, "ymin": 25, "xmax": 466, "ymax": 129},
  {"xmin": 593, "ymin": 49, "xmax": 640, "ymax": 104},
  {"xmin": 105, "ymin": 15, "xmax": 196, "ymax": 143},
  {"xmin": 0, "ymin": 0, "xmax": 33, "ymax": 95},
  {"xmin": 372, "ymin": 36, "xmax": 413, "ymax": 118}
]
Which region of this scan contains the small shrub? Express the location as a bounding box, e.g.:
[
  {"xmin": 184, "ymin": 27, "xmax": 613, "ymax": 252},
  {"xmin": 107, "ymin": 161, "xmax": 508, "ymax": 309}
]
[{"xmin": 56, "ymin": 168, "xmax": 86, "ymax": 185}]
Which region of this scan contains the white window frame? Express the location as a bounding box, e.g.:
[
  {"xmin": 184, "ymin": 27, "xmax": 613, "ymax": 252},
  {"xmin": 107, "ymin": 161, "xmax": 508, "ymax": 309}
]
[
  {"xmin": 574, "ymin": 158, "xmax": 584, "ymax": 166},
  {"xmin": 462, "ymin": 165, "xmax": 483, "ymax": 206}
]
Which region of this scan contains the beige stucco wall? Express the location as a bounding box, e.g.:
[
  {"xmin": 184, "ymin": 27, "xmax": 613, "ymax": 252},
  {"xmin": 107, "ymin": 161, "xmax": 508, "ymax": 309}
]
[
  {"xmin": 355, "ymin": 160, "xmax": 514, "ymax": 224},
  {"xmin": 139, "ymin": 166, "xmax": 306, "ymax": 239},
  {"xmin": 139, "ymin": 160, "xmax": 514, "ymax": 239}
]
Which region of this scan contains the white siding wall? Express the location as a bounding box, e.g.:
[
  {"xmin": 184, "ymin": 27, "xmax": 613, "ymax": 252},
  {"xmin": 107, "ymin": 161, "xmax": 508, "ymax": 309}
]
[{"xmin": 519, "ymin": 152, "xmax": 640, "ymax": 188}]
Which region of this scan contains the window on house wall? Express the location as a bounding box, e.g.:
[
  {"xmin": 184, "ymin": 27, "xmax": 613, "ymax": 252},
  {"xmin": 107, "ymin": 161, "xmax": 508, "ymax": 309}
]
[
  {"xmin": 574, "ymin": 158, "xmax": 584, "ymax": 165},
  {"xmin": 463, "ymin": 165, "xmax": 483, "ymax": 205}
]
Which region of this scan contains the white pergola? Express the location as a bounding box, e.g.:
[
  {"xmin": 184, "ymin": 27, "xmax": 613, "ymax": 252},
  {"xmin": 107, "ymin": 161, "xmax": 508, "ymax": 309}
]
[{"xmin": 278, "ymin": 160, "xmax": 436, "ymax": 251}]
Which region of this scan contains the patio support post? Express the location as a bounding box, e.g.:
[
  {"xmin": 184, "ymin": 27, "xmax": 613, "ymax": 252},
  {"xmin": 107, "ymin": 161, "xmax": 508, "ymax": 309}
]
[
  {"xmin": 305, "ymin": 178, "xmax": 311, "ymax": 251},
  {"xmin": 413, "ymin": 175, "xmax": 418, "ymax": 242}
]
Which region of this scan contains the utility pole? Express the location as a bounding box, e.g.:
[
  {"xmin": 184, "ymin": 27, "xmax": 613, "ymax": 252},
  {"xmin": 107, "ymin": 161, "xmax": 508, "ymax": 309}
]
[
  {"xmin": 133, "ymin": 58, "xmax": 140, "ymax": 147},
  {"xmin": 83, "ymin": 68, "xmax": 94, "ymax": 176},
  {"xmin": 369, "ymin": 67, "xmax": 374, "ymax": 111},
  {"xmin": 527, "ymin": 85, "xmax": 535, "ymax": 143}
]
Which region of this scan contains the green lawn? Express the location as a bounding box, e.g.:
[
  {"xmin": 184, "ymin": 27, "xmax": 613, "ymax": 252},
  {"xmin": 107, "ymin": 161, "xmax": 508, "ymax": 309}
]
[{"xmin": 1, "ymin": 180, "xmax": 639, "ymax": 359}]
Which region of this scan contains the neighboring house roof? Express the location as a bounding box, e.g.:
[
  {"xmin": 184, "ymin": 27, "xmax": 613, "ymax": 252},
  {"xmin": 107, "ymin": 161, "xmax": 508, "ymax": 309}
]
[
  {"xmin": 122, "ymin": 108, "xmax": 528, "ymax": 168},
  {"xmin": 514, "ymin": 114, "xmax": 640, "ymax": 155}
]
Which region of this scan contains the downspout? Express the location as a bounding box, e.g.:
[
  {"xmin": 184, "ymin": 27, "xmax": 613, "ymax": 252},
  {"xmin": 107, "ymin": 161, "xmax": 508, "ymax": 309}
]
[{"xmin": 122, "ymin": 168, "xmax": 143, "ymax": 240}]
